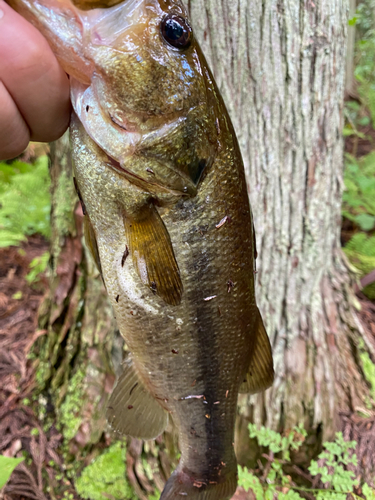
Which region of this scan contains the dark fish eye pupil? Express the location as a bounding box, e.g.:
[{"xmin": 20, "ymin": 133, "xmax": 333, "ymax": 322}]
[
  {"xmin": 166, "ymin": 20, "xmax": 183, "ymax": 41},
  {"xmin": 161, "ymin": 14, "xmax": 192, "ymax": 50}
]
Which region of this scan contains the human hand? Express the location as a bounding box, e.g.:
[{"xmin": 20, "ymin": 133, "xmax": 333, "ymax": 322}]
[{"xmin": 0, "ymin": 0, "xmax": 71, "ymax": 160}]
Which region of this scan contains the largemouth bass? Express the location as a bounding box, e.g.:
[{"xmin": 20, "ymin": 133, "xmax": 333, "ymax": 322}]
[{"xmin": 7, "ymin": 0, "xmax": 274, "ymax": 497}]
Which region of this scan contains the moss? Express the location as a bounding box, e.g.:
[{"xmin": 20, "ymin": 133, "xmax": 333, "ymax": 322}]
[
  {"xmin": 58, "ymin": 367, "xmax": 86, "ymax": 441},
  {"xmin": 360, "ymin": 350, "xmax": 375, "ymax": 400},
  {"xmin": 53, "ymin": 170, "xmax": 76, "ymax": 238},
  {"xmin": 75, "ymin": 442, "xmax": 136, "ymax": 500}
]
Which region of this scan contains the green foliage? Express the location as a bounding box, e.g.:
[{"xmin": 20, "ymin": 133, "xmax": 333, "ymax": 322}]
[
  {"xmin": 238, "ymin": 426, "xmax": 374, "ymax": 500},
  {"xmin": 0, "ymin": 157, "xmax": 51, "ymax": 247},
  {"xmin": 26, "ymin": 252, "xmax": 50, "ymax": 285},
  {"xmin": 238, "ymin": 467, "xmax": 265, "ymax": 500},
  {"xmin": 342, "ymin": 153, "xmax": 375, "ymax": 231},
  {"xmin": 350, "ymin": 1, "xmax": 375, "ymax": 128},
  {"xmin": 308, "ymin": 433, "xmax": 358, "ymax": 493},
  {"xmin": 344, "ymin": 233, "xmax": 375, "ymax": 298},
  {"xmin": 343, "ymin": 101, "xmax": 370, "ymax": 139},
  {"xmin": 357, "ymin": 338, "xmax": 375, "ymax": 399},
  {"xmin": 342, "ymin": 152, "xmax": 375, "ymax": 299},
  {"xmin": 249, "ymin": 423, "xmax": 307, "ymax": 461},
  {"xmin": 0, "ymin": 455, "xmax": 24, "ymax": 489},
  {"xmin": 342, "ymin": 2, "xmax": 375, "ymax": 300},
  {"xmin": 75, "ymin": 442, "xmax": 136, "ymax": 500}
]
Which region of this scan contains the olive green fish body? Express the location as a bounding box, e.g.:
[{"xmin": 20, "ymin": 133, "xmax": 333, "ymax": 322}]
[{"xmin": 7, "ymin": 0, "xmax": 274, "ymax": 497}]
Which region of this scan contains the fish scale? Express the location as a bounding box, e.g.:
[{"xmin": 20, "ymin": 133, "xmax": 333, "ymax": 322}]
[{"xmin": 7, "ymin": 0, "xmax": 274, "ymax": 497}]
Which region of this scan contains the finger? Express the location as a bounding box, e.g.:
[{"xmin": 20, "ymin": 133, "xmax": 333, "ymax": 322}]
[
  {"xmin": 0, "ymin": 80, "xmax": 30, "ymax": 160},
  {"xmin": 0, "ymin": 1, "xmax": 71, "ymax": 142}
]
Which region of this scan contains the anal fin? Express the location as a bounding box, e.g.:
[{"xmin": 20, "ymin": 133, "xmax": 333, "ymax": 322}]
[
  {"xmin": 239, "ymin": 308, "xmax": 274, "ymax": 394},
  {"xmin": 124, "ymin": 202, "xmax": 183, "ymax": 306},
  {"xmin": 107, "ymin": 358, "xmax": 169, "ymax": 440}
]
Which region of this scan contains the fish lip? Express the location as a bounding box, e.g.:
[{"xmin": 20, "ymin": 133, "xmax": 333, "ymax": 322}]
[{"xmin": 109, "ymin": 113, "xmax": 138, "ymax": 132}]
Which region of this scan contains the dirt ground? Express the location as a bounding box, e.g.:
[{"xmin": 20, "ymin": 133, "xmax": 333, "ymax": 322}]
[{"xmin": 0, "ymin": 236, "xmax": 68, "ymax": 500}]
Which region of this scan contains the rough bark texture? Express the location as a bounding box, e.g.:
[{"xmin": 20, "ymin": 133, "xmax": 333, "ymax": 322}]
[
  {"xmin": 35, "ymin": 134, "xmax": 119, "ymax": 459},
  {"xmin": 187, "ymin": 0, "xmax": 374, "ymax": 454}
]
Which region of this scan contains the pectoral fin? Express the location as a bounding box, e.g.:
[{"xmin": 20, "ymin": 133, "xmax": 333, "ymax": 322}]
[
  {"xmin": 124, "ymin": 203, "xmax": 183, "ymax": 306},
  {"xmin": 107, "ymin": 358, "xmax": 169, "ymax": 440},
  {"xmin": 239, "ymin": 308, "xmax": 274, "ymax": 394}
]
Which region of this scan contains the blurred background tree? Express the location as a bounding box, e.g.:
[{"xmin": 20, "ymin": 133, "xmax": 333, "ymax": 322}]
[{"xmin": 189, "ymin": 0, "xmax": 373, "ymax": 463}]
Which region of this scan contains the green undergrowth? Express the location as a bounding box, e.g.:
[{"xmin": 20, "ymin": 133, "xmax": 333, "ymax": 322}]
[
  {"xmin": 238, "ymin": 424, "xmax": 375, "ymax": 500},
  {"xmin": 0, "ymin": 156, "xmax": 51, "ymax": 247},
  {"xmin": 75, "ymin": 442, "xmax": 136, "ymax": 500},
  {"xmin": 342, "ymin": 158, "xmax": 375, "ymax": 300},
  {"xmin": 26, "ymin": 251, "xmax": 50, "ymax": 285},
  {"xmin": 342, "ymin": 4, "xmax": 375, "ymax": 299},
  {"xmin": 0, "ymin": 455, "xmax": 24, "ymax": 489}
]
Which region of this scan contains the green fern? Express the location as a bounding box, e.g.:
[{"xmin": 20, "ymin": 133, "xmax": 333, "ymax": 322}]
[
  {"xmin": 342, "ymin": 153, "xmax": 375, "ymax": 231},
  {"xmin": 238, "ymin": 427, "xmax": 373, "ymax": 500},
  {"xmin": 344, "ymin": 233, "xmax": 375, "ymax": 299},
  {"xmin": 0, "ymin": 156, "xmax": 51, "ymax": 247}
]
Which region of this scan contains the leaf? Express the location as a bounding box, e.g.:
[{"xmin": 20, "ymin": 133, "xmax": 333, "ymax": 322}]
[
  {"xmin": 308, "ymin": 461, "xmax": 319, "ymax": 476},
  {"xmin": 342, "ymin": 127, "xmax": 355, "ymax": 137},
  {"xmin": 238, "ymin": 466, "xmax": 265, "ymax": 500},
  {"xmin": 358, "ymin": 116, "xmax": 371, "ymax": 126},
  {"xmin": 355, "ymin": 213, "xmax": 375, "ymax": 231},
  {"xmin": 26, "ymin": 252, "xmax": 49, "ymax": 285},
  {"xmin": 0, "ymin": 455, "xmax": 24, "ymax": 489},
  {"xmin": 363, "ymin": 483, "xmax": 375, "ymax": 500}
]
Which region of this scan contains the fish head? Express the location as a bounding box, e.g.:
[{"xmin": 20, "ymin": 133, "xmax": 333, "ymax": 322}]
[
  {"xmin": 78, "ymin": 0, "xmax": 220, "ymax": 196},
  {"xmin": 8, "ymin": 0, "xmax": 219, "ymax": 196},
  {"xmin": 91, "ymin": 1, "xmax": 206, "ymax": 128}
]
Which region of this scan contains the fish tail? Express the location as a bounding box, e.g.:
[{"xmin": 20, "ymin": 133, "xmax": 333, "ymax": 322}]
[{"xmin": 160, "ymin": 464, "xmax": 237, "ymax": 500}]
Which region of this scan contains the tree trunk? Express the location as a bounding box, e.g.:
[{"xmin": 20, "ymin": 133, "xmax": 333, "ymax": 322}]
[
  {"xmin": 188, "ymin": 0, "xmax": 374, "ymax": 463},
  {"xmin": 35, "ymin": 133, "xmax": 119, "ymax": 460}
]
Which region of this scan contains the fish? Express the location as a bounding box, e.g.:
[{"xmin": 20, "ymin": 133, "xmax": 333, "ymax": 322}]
[{"xmin": 6, "ymin": 0, "xmax": 274, "ymax": 497}]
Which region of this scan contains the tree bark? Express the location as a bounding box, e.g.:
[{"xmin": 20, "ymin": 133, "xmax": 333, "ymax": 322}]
[
  {"xmin": 188, "ymin": 0, "xmax": 374, "ymax": 460},
  {"xmin": 35, "ymin": 134, "xmax": 119, "ymax": 459}
]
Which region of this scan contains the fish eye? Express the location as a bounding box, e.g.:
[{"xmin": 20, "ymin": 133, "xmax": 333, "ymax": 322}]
[{"xmin": 161, "ymin": 14, "xmax": 192, "ymax": 50}]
